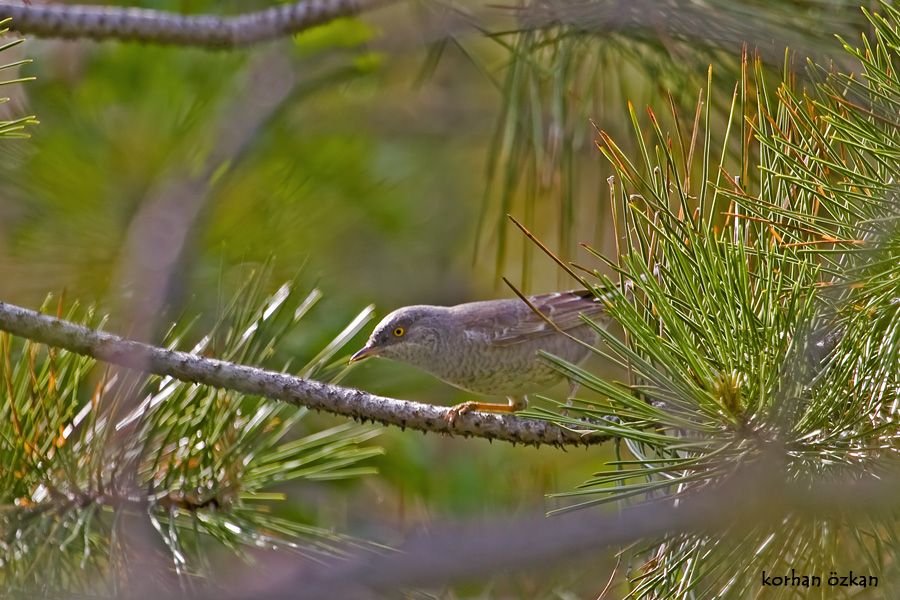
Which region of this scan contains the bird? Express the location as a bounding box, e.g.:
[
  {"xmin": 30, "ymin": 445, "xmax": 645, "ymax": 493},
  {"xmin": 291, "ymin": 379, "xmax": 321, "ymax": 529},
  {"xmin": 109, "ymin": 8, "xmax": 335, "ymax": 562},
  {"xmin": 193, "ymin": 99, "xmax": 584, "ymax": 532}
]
[{"xmin": 349, "ymin": 290, "xmax": 609, "ymax": 422}]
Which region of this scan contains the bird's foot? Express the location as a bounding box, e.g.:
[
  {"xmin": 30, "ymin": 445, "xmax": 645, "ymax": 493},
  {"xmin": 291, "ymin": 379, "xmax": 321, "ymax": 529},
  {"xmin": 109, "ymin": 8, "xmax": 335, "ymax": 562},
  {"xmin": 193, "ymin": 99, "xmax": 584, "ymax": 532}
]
[
  {"xmin": 445, "ymin": 400, "xmax": 520, "ymax": 425},
  {"xmin": 445, "ymin": 401, "xmax": 478, "ymax": 425}
]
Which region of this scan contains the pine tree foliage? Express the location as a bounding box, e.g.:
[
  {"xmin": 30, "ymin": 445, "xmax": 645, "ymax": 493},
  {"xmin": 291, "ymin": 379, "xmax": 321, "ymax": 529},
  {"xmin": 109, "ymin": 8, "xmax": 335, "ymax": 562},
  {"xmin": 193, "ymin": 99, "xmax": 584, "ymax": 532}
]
[
  {"xmin": 529, "ymin": 3, "xmax": 900, "ymax": 597},
  {"xmin": 466, "ymin": 0, "xmax": 868, "ymax": 280},
  {"xmin": 0, "ymin": 19, "xmax": 36, "ymax": 139},
  {"xmin": 0, "ymin": 270, "xmax": 384, "ymax": 594},
  {"xmin": 528, "ymin": 3, "xmax": 900, "ymax": 598}
]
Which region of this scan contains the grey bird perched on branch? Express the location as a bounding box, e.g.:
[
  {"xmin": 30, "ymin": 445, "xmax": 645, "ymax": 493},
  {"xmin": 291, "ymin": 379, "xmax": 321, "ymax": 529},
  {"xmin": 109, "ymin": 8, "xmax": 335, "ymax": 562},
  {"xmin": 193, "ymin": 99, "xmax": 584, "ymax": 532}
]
[{"xmin": 350, "ymin": 290, "xmax": 609, "ymax": 422}]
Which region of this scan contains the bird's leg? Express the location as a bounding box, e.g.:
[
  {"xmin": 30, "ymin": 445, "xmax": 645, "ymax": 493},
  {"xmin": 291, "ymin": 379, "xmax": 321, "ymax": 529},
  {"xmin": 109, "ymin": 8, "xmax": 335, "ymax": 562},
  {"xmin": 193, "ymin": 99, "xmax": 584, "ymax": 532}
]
[{"xmin": 446, "ymin": 396, "xmax": 527, "ymax": 424}]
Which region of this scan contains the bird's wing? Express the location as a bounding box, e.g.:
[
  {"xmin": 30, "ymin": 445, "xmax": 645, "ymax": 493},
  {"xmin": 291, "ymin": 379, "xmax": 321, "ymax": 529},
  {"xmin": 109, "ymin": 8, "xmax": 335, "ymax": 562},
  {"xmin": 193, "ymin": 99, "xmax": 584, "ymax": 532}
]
[{"xmin": 467, "ymin": 290, "xmax": 608, "ymax": 347}]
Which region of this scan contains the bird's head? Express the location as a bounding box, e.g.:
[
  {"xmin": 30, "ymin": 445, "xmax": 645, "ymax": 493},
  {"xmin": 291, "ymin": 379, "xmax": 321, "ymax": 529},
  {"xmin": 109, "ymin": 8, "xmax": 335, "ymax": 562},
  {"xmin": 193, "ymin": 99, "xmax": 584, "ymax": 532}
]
[{"xmin": 350, "ymin": 305, "xmax": 445, "ymax": 365}]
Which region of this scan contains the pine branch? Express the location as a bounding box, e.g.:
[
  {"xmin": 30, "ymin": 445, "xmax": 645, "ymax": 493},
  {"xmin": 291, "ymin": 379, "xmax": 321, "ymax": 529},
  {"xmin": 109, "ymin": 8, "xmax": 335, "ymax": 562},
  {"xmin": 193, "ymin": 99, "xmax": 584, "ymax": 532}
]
[
  {"xmin": 0, "ymin": 300, "xmax": 610, "ymax": 448},
  {"xmin": 0, "ymin": 0, "xmax": 392, "ymax": 48}
]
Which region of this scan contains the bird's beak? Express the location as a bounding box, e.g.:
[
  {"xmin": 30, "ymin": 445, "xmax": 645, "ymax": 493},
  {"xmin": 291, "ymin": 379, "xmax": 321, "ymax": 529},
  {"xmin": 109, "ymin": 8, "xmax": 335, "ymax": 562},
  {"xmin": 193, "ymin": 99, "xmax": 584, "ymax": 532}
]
[{"xmin": 349, "ymin": 345, "xmax": 377, "ymax": 363}]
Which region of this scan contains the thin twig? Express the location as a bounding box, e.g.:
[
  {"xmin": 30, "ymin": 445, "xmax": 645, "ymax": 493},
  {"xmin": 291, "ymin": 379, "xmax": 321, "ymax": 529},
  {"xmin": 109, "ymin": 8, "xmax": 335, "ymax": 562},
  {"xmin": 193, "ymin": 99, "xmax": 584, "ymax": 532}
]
[{"xmin": 0, "ymin": 301, "xmax": 611, "ymax": 448}]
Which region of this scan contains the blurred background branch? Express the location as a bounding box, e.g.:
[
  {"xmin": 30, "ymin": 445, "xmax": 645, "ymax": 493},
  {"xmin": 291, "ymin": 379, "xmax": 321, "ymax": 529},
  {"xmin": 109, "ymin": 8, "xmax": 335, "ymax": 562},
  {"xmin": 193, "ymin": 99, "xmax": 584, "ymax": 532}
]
[
  {"xmin": 283, "ymin": 461, "xmax": 900, "ymax": 598},
  {"xmin": 0, "ymin": 0, "xmax": 390, "ymax": 48}
]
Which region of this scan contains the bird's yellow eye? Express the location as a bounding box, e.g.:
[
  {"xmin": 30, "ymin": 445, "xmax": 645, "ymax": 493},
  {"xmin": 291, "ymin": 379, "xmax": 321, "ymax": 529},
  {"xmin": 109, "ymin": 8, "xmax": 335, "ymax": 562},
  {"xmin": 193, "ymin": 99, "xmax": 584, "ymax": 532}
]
[{"xmin": 392, "ymin": 326, "xmax": 405, "ymax": 337}]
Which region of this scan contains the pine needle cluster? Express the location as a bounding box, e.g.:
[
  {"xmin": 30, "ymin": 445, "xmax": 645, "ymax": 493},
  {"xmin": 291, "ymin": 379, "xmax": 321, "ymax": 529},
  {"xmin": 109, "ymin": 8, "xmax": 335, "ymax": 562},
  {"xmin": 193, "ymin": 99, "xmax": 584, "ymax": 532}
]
[
  {"xmin": 531, "ymin": 3, "xmax": 900, "ymax": 597},
  {"xmin": 0, "ymin": 270, "xmax": 383, "ymax": 595}
]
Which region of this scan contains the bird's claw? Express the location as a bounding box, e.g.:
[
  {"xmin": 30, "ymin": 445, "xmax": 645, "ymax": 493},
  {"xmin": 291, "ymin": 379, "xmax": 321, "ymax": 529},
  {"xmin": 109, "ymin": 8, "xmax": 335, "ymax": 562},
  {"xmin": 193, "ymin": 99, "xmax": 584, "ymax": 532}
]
[{"xmin": 445, "ymin": 401, "xmax": 477, "ymax": 425}]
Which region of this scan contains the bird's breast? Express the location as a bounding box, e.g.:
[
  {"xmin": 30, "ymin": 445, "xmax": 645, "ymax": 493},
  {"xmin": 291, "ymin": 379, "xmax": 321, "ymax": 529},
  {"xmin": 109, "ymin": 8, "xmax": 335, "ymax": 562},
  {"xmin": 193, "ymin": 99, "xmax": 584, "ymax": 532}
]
[{"xmin": 421, "ymin": 325, "xmax": 596, "ymax": 397}]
